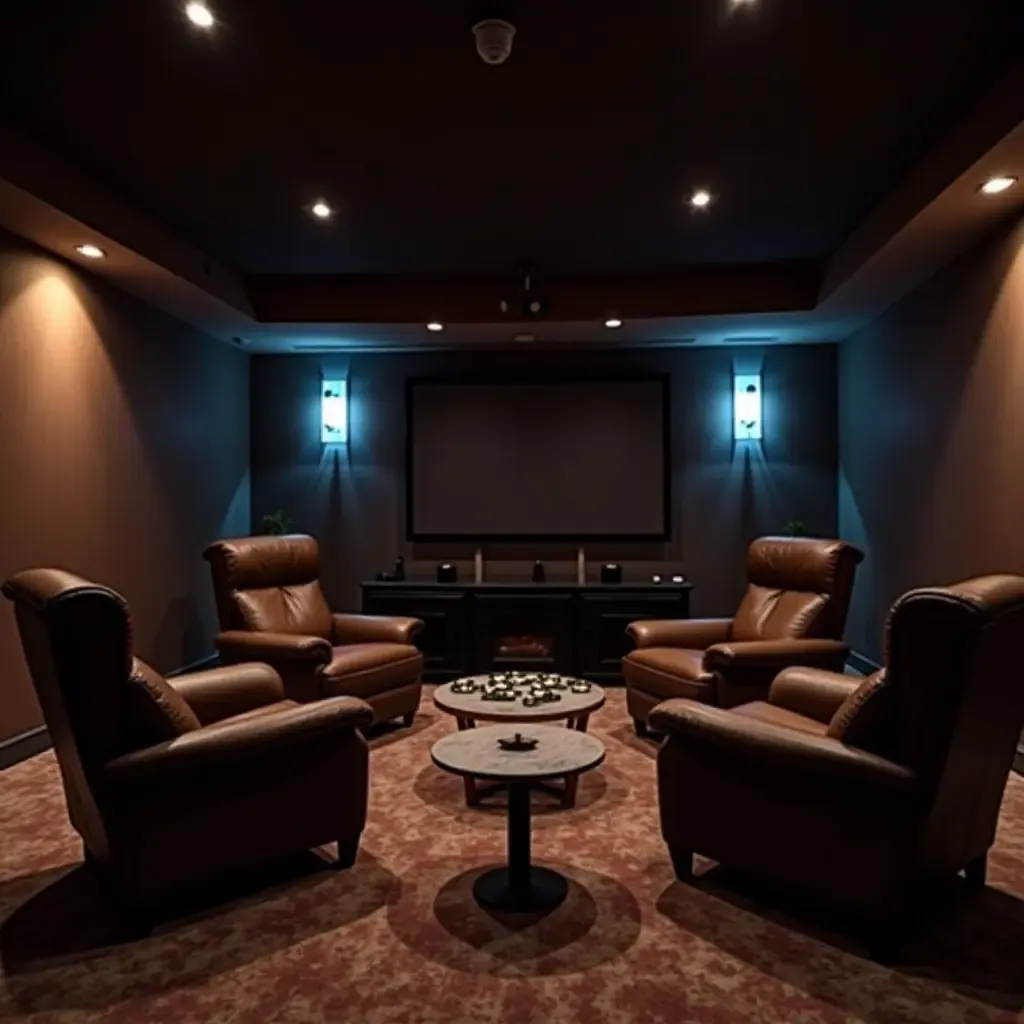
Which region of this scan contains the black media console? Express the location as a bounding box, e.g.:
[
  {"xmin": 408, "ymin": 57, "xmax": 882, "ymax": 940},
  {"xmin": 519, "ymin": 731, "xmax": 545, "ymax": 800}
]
[{"xmin": 360, "ymin": 580, "xmax": 693, "ymax": 684}]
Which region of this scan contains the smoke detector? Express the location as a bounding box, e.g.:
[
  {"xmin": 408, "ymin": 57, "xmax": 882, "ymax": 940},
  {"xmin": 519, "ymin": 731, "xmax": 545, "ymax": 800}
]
[{"xmin": 472, "ymin": 19, "xmax": 516, "ymax": 64}]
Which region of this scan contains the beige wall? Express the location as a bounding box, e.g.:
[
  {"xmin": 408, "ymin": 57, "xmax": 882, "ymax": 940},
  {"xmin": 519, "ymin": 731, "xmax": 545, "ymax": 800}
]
[
  {"xmin": 840, "ymin": 212, "xmax": 1024, "ymax": 661},
  {"xmin": 0, "ymin": 230, "xmax": 250, "ymax": 742}
]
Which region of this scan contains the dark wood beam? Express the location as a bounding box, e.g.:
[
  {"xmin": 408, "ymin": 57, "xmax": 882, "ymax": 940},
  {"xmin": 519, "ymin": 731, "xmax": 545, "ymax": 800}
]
[{"xmin": 246, "ymin": 261, "xmax": 823, "ymax": 324}]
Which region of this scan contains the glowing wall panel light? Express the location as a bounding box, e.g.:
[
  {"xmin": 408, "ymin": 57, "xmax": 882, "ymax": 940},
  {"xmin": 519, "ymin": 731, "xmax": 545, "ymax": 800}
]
[
  {"xmin": 734, "ymin": 373, "xmax": 762, "ymax": 441},
  {"xmin": 321, "ymin": 379, "xmax": 348, "ymax": 444}
]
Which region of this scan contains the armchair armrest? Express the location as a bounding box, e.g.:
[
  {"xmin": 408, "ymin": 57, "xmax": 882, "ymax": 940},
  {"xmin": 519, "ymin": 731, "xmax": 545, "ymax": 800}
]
[
  {"xmin": 627, "ymin": 618, "xmax": 733, "ymax": 650},
  {"xmin": 103, "ymin": 697, "xmax": 373, "ymax": 786},
  {"xmin": 649, "ymin": 699, "xmax": 914, "ymax": 793},
  {"xmin": 704, "ymin": 638, "xmax": 849, "ymax": 674},
  {"xmin": 769, "ymin": 665, "xmax": 863, "ymax": 725},
  {"xmin": 168, "ymin": 662, "xmax": 285, "ymax": 726},
  {"xmin": 214, "ymin": 630, "xmax": 333, "ymax": 664},
  {"xmin": 332, "ymin": 613, "xmax": 423, "ymax": 646}
]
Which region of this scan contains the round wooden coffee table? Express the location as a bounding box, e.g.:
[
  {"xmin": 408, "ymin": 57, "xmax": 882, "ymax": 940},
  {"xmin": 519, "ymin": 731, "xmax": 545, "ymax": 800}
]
[
  {"xmin": 433, "ymin": 675, "xmax": 605, "ymax": 808},
  {"xmin": 431, "ymin": 724, "xmax": 605, "ymax": 912}
]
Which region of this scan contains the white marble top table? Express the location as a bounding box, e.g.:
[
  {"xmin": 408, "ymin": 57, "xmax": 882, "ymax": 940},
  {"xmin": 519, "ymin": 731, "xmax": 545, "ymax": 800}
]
[
  {"xmin": 433, "ymin": 675, "xmax": 605, "ymax": 724},
  {"xmin": 431, "ymin": 724, "xmax": 605, "ymax": 783}
]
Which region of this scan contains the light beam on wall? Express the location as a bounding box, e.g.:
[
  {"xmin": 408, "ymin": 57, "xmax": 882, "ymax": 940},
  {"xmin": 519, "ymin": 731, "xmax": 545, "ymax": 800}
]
[
  {"xmin": 321, "ymin": 379, "xmax": 348, "ymax": 444},
  {"xmin": 733, "ymin": 373, "xmax": 762, "ymax": 441}
]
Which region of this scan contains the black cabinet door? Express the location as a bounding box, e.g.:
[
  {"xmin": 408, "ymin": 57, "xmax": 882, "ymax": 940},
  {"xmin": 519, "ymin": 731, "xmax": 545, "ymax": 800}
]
[
  {"xmin": 363, "ymin": 588, "xmax": 471, "ymax": 680},
  {"xmin": 577, "ymin": 591, "xmax": 690, "ymax": 683}
]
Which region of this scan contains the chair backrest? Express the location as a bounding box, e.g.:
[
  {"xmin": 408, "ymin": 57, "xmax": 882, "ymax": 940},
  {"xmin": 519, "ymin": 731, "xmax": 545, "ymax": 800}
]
[
  {"xmin": 829, "ymin": 575, "xmax": 1024, "ymax": 870},
  {"xmin": 203, "ymin": 534, "xmax": 333, "ymax": 639},
  {"xmin": 888, "ymin": 576, "xmax": 1024, "ymax": 789},
  {"xmin": 1, "ymin": 570, "xmax": 200, "ymax": 847},
  {"xmin": 731, "ymin": 537, "xmax": 864, "ymax": 642}
]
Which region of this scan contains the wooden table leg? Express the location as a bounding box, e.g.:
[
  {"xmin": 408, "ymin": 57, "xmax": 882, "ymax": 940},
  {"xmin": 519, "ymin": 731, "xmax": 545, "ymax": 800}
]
[
  {"xmin": 456, "ymin": 717, "xmax": 481, "ymax": 806},
  {"xmin": 560, "ymin": 714, "xmax": 591, "ymax": 806}
]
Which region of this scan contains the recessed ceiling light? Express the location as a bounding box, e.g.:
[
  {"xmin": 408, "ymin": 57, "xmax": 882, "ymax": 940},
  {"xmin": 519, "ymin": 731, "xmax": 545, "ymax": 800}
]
[
  {"xmin": 311, "ymin": 200, "xmax": 334, "ymax": 220},
  {"xmin": 426, "ymin": 322, "xmax": 444, "ymax": 332},
  {"xmin": 605, "ymin": 318, "xmax": 623, "ymax": 328},
  {"xmin": 75, "ymin": 244, "xmax": 106, "ymax": 259},
  {"xmin": 689, "ymin": 189, "xmax": 713, "ymax": 209},
  {"xmin": 185, "ymin": 2, "xmax": 215, "ymax": 28},
  {"xmin": 979, "ymin": 176, "xmax": 1018, "ymax": 195}
]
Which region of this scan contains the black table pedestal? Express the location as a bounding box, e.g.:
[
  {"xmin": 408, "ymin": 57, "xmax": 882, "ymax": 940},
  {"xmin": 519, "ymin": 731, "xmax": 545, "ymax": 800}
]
[{"xmin": 472, "ymin": 781, "xmax": 568, "ymax": 913}]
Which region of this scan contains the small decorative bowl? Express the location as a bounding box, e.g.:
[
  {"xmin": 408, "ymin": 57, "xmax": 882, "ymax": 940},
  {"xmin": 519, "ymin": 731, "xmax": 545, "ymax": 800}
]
[
  {"xmin": 451, "ymin": 680, "xmax": 478, "ymax": 694},
  {"xmin": 570, "ymin": 681, "xmax": 592, "ymax": 693},
  {"xmin": 498, "ymin": 732, "xmax": 539, "ymax": 751}
]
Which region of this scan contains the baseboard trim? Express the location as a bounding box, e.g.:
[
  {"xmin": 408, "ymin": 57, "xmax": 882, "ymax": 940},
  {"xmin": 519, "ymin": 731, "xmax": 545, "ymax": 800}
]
[
  {"xmin": 1, "ymin": 653, "xmax": 220, "ymax": 771},
  {"xmin": 0, "ymin": 725, "xmax": 51, "ymax": 771},
  {"xmin": 847, "ymin": 651, "xmax": 882, "ymax": 676}
]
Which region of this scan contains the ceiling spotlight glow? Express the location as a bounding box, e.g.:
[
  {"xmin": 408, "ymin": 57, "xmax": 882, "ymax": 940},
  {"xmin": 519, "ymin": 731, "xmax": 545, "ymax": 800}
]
[
  {"xmin": 690, "ymin": 189, "xmax": 713, "ymax": 209},
  {"xmin": 185, "ymin": 2, "xmax": 215, "ymax": 28},
  {"xmin": 605, "ymin": 318, "xmax": 623, "ymax": 328},
  {"xmin": 75, "ymin": 244, "xmax": 106, "ymax": 259},
  {"xmin": 426, "ymin": 322, "xmax": 444, "ymax": 332},
  {"xmin": 979, "ymin": 176, "xmax": 1018, "ymax": 195},
  {"xmin": 311, "ymin": 200, "xmax": 334, "ymax": 219}
]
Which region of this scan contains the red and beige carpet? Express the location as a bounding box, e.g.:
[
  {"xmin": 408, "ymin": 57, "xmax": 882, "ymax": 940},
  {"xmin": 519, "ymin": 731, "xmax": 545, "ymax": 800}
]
[{"xmin": 3, "ymin": 687, "xmax": 1024, "ymax": 1023}]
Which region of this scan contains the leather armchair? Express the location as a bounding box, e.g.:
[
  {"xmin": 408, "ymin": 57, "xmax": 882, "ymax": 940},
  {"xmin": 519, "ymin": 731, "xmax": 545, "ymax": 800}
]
[
  {"xmin": 623, "ymin": 537, "xmax": 863, "ymax": 732},
  {"xmin": 2, "ymin": 569, "xmax": 372, "ymax": 917},
  {"xmin": 204, "ymin": 534, "xmax": 424, "ymax": 726},
  {"xmin": 652, "ymin": 574, "xmax": 1024, "ymax": 933}
]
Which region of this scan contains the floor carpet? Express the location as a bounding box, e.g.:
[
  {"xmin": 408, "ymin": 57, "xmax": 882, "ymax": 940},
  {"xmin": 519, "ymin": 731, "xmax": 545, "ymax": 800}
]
[{"xmin": 2, "ymin": 687, "xmax": 1024, "ymax": 1023}]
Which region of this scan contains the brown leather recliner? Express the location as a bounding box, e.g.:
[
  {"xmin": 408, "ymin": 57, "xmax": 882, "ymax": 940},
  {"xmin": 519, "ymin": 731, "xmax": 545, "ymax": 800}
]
[
  {"xmin": 623, "ymin": 537, "xmax": 863, "ymax": 733},
  {"xmin": 2, "ymin": 569, "xmax": 373, "ymax": 918},
  {"xmin": 204, "ymin": 534, "xmax": 424, "ymax": 726},
  {"xmin": 652, "ymin": 575, "xmax": 1024, "ymax": 935}
]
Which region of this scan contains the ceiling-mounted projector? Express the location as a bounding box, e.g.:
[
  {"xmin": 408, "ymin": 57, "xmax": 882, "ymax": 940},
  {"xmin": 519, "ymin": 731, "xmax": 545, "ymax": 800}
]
[{"xmin": 472, "ymin": 19, "xmax": 515, "ymax": 64}]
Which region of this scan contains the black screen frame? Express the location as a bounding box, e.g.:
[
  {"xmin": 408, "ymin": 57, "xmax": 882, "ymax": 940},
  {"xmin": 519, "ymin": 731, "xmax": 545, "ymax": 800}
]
[{"xmin": 405, "ymin": 373, "xmax": 672, "ymax": 542}]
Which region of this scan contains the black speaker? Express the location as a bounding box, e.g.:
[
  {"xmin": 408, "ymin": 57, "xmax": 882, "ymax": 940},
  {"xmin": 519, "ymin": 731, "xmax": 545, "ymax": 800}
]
[
  {"xmin": 601, "ymin": 563, "xmax": 622, "ymax": 584},
  {"xmin": 436, "ymin": 563, "xmax": 458, "ymax": 583}
]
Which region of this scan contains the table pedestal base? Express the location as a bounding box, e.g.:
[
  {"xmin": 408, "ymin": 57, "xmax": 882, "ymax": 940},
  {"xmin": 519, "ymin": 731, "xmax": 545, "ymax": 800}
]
[
  {"xmin": 473, "ymin": 865, "xmax": 568, "ymax": 913},
  {"xmin": 472, "ymin": 780, "xmax": 569, "ymax": 914}
]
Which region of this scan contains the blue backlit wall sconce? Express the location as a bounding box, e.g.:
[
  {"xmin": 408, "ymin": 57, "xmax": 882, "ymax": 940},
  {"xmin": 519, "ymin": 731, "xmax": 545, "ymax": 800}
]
[
  {"xmin": 321, "ymin": 379, "xmax": 348, "ymax": 444},
  {"xmin": 733, "ymin": 373, "xmax": 762, "ymax": 441}
]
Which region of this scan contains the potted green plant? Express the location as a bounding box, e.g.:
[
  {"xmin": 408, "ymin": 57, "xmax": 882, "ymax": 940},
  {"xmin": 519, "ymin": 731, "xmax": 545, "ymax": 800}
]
[
  {"xmin": 261, "ymin": 509, "xmax": 293, "ymax": 536},
  {"xmin": 785, "ymin": 519, "xmax": 807, "ymax": 537}
]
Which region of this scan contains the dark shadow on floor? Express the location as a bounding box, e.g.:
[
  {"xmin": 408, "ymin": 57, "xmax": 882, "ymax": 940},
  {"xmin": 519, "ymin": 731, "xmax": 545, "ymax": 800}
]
[
  {"xmin": 366, "ymin": 707, "xmax": 439, "ymax": 750},
  {"xmin": 1, "ymin": 849, "xmax": 397, "ymax": 1013},
  {"xmin": 387, "ymin": 858, "xmax": 641, "ymax": 977},
  {"xmin": 605, "ymin": 722, "xmax": 662, "ymax": 760},
  {"xmin": 657, "ymin": 866, "xmax": 1024, "ymax": 1016}
]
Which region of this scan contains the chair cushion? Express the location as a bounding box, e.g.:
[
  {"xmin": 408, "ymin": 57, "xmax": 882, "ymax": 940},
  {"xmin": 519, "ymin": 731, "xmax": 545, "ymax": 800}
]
[
  {"xmin": 731, "ymin": 700, "xmax": 829, "ymax": 737},
  {"xmin": 623, "ymin": 648, "xmax": 714, "ymax": 703},
  {"xmin": 124, "ymin": 658, "xmax": 202, "ymax": 750},
  {"xmin": 322, "ymin": 643, "xmax": 423, "ymax": 699},
  {"xmin": 206, "ymin": 699, "xmax": 301, "ymax": 729},
  {"xmin": 827, "ymin": 669, "xmax": 898, "ymax": 757}
]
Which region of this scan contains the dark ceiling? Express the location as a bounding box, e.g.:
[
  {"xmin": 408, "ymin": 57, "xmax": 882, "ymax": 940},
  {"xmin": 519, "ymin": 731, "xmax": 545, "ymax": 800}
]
[{"xmin": 1, "ymin": 0, "xmax": 1022, "ymax": 278}]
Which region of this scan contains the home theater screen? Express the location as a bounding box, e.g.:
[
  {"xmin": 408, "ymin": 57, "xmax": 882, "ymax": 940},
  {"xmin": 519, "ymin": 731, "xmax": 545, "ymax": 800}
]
[{"xmin": 407, "ymin": 377, "xmax": 669, "ymax": 539}]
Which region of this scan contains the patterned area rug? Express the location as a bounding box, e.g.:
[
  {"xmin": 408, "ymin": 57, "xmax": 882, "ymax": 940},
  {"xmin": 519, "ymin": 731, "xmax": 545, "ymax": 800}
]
[{"xmin": 2, "ymin": 687, "xmax": 1024, "ymax": 1023}]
